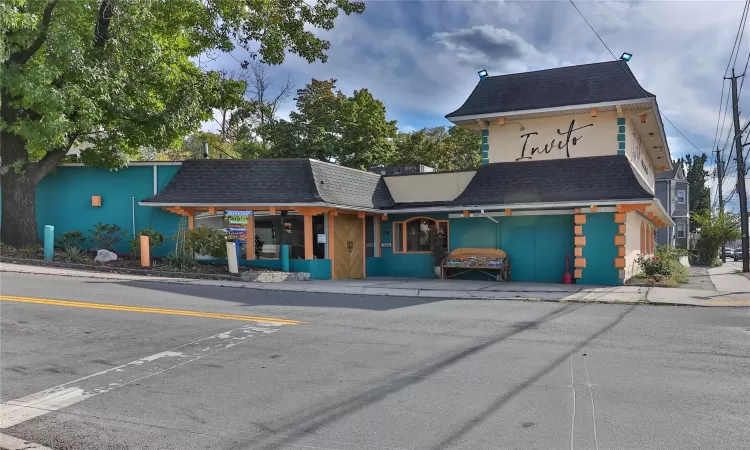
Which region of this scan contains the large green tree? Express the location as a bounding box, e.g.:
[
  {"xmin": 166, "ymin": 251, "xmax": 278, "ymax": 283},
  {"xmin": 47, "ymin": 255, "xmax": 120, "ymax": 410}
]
[
  {"xmin": 263, "ymin": 78, "xmax": 397, "ymax": 168},
  {"xmin": 0, "ymin": 0, "xmax": 364, "ymax": 246},
  {"xmin": 680, "ymin": 154, "xmax": 711, "ymax": 232},
  {"xmin": 393, "ymin": 125, "xmax": 481, "ymax": 172}
]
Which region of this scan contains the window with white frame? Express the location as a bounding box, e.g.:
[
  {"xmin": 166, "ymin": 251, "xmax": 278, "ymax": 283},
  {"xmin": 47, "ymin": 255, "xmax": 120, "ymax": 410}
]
[
  {"xmin": 677, "ymin": 222, "xmax": 686, "ymax": 238},
  {"xmin": 676, "ymin": 189, "xmax": 686, "ymax": 204}
]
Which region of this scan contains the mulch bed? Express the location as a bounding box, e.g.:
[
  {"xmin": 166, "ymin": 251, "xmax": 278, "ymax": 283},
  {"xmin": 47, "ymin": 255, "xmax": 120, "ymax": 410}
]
[{"xmin": 0, "ymin": 247, "xmax": 274, "ymax": 281}]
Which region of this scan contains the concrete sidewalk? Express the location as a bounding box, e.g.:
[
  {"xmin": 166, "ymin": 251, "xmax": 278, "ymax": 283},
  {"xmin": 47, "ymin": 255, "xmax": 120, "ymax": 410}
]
[{"xmin": 1, "ymin": 262, "xmax": 748, "ymax": 307}]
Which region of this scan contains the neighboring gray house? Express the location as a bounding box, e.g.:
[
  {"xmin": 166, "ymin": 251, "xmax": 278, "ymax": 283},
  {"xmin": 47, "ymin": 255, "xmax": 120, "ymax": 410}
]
[{"xmin": 655, "ymin": 161, "xmax": 690, "ymax": 248}]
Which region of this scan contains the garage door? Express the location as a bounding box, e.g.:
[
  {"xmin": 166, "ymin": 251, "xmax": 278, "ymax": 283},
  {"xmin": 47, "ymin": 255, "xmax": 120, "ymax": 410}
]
[{"xmin": 498, "ymin": 215, "xmax": 574, "ymax": 283}]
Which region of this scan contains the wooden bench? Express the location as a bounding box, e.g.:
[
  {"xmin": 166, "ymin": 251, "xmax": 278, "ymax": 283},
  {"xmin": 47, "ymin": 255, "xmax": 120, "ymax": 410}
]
[{"xmin": 441, "ymin": 248, "xmax": 511, "ymax": 281}]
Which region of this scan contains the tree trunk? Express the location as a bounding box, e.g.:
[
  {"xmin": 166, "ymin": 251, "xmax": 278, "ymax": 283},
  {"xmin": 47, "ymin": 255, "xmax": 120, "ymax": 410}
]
[{"xmin": 1, "ymin": 171, "xmax": 40, "ymax": 247}]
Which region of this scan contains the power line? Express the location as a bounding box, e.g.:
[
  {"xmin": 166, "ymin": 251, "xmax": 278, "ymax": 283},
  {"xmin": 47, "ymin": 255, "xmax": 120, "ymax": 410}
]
[
  {"xmin": 725, "ymin": 0, "xmax": 750, "ymax": 77},
  {"xmin": 568, "ymin": 0, "xmax": 705, "ymax": 155}
]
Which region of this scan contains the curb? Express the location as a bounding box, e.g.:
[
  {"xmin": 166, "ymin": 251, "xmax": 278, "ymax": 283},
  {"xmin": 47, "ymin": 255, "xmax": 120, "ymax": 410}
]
[
  {"xmin": 1, "ymin": 265, "xmax": 745, "ymax": 307},
  {"xmin": 0, "ymin": 432, "xmax": 54, "ymax": 450}
]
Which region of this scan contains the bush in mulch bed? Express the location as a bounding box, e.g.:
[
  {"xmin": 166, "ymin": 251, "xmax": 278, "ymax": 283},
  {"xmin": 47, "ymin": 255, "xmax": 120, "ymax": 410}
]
[{"xmin": 0, "ymin": 244, "xmax": 277, "ymax": 280}]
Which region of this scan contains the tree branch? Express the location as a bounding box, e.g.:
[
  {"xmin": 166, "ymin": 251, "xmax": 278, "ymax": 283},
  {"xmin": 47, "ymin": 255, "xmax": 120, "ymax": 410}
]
[
  {"xmin": 9, "ymin": 1, "xmax": 58, "ymax": 66},
  {"xmin": 94, "ymin": 0, "xmax": 114, "ymax": 48},
  {"xmin": 30, "ymin": 134, "xmax": 78, "ymax": 183}
]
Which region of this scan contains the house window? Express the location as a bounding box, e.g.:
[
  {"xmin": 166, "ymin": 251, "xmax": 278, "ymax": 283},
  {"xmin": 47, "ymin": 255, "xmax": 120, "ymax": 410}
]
[
  {"xmin": 677, "ymin": 222, "xmax": 686, "ymax": 238},
  {"xmin": 392, "ymin": 217, "xmax": 449, "ymax": 253},
  {"xmin": 677, "ymin": 189, "xmax": 686, "ymax": 204}
]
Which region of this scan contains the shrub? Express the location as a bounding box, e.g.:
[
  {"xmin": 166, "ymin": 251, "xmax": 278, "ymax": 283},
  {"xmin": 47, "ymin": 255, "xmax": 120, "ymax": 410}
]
[
  {"xmin": 130, "ymin": 227, "xmax": 167, "ymax": 257},
  {"xmin": 636, "ymin": 254, "xmax": 674, "ymax": 277},
  {"xmin": 59, "ymin": 245, "xmax": 87, "ymax": 263},
  {"xmin": 186, "ymin": 225, "xmax": 228, "ymax": 259},
  {"xmin": 57, "ymin": 231, "xmax": 85, "ymax": 248},
  {"xmin": 88, "ymin": 222, "xmax": 126, "ymax": 251},
  {"xmin": 636, "ymin": 247, "xmax": 689, "ymax": 286},
  {"xmin": 161, "ymin": 250, "xmax": 195, "ymax": 271}
]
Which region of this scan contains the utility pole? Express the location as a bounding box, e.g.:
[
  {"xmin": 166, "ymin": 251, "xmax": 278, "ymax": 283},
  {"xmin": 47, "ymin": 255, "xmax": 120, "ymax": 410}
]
[
  {"xmin": 728, "ymin": 69, "xmax": 750, "ymax": 272},
  {"xmin": 716, "ymin": 147, "xmax": 726, "ymax": 262}
]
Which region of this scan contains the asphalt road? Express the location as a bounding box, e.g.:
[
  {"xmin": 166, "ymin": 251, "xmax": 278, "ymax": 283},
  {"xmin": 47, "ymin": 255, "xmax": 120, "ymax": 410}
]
[{"xmin": 0, "ymin": 272, "xmax": 748, "ymax": 450}]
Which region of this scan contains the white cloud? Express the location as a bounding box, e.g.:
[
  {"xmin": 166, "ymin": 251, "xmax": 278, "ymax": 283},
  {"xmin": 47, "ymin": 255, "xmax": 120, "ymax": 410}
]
[{"xmin": 200, "ymin": 0, "xmax": 750, "ymax": 159}]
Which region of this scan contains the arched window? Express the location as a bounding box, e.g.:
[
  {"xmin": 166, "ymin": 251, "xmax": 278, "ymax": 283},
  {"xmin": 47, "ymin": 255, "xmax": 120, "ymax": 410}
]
[{"xmin": 392, "ymin": 217, "xmax": 449, "ymax": 253}]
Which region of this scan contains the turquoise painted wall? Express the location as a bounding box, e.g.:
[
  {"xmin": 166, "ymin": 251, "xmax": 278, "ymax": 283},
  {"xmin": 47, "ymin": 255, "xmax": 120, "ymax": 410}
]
[
  {"xmin": 449, "ymin": 217, "xmax": 497, "ymax": 249},
  {"xmin": 497, "ymin": 215, "xmax": 574, "ymax": 283},
  {"xmin": 580, "ymin": 212, "xmax": 620, "ymax": 285},
  {"xmin": 366, "ymin": 256, "xmax": 382, "ymax": 277},
  {"xmin": 29, "ymin": 165, "xmax": 180, "ymax": 255},
  {"xmin": 376, "ymin": 213, "xmax": 450, "ymax": 278},
  {"xmin": 290, "ymin": 259, "xmax": 332, "ymax": 280}
]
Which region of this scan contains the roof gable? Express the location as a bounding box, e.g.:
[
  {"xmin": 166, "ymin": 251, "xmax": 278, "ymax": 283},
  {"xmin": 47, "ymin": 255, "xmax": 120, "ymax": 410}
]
[{"xmin": 446, "ymin": 61, "xmax": 653, "ymax": 119}]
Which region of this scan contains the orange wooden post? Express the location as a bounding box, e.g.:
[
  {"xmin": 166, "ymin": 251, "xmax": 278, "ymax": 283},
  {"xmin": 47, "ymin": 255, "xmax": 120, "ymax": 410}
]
[
  {"xmin": 140, "ymin": 235, "xmax": 150, "ymax": 267},
  {"xmin": 328, "ymin": 213, "xmax": 336, "ymax": 279},
  {"xmin": 304, "ymin": 214, "xmax": 314, "ymax": 260},
  {"xmin": 245, "ymin": 215, "xmax": 255, "ymax": 260},
  {"xmin": 187, "ymin": 214, "xmax": 194, "ymax": 230}
]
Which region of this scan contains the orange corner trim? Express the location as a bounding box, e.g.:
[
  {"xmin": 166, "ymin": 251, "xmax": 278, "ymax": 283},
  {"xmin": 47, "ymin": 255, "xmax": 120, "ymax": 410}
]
[
  {"xmin": 574, "ymin": 236, "xmax": 586, "ymax": 247},
  {"xmin": 574, "ymin": 269, "xmax": 583, "ymax": 279},
  {"xmin": 574, "ymin": 258, "xmax": 587, "ymax": 269}
]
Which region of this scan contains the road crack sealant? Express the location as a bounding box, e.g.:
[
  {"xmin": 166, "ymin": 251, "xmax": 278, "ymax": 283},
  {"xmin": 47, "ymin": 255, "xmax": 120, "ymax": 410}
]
[{"xmin": 0, "ymin": 323, "xmax": 283, "ymax": 429}]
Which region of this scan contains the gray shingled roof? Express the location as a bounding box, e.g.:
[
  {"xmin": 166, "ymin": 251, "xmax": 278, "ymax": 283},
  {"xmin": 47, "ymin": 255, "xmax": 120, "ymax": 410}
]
[
  {"xmin": 142, "ymin": 159, "xmax": 394, "ymax": 209},
  {"xmin": 446, "ymin": 61, "xmax": 654, "ymax": 118},
  {"xmin": 447, "ymin": 155, "xmax": 653, "ymax": 206},
  {"xmin": 655, "ymin": 160, "xmax": 683, "ymax": 180}
]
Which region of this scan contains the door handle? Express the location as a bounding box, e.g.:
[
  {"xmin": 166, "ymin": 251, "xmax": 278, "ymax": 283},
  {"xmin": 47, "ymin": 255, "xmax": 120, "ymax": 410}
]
[{"xmin": 347, "ymin": 240, "xmax": 354, "ymax": 252}]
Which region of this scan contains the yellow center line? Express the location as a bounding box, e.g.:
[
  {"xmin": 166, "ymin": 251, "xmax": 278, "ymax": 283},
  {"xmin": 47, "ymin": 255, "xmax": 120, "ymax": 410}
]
[{"xmin": 0, "ymin": 295, "xmax": 304, "ymax": 325}]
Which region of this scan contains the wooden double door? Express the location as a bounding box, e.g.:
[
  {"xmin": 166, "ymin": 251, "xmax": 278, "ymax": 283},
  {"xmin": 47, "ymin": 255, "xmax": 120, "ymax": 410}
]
[{"xmin": 333, "ymin": 214, "xmax": 364, "ymax": 279}]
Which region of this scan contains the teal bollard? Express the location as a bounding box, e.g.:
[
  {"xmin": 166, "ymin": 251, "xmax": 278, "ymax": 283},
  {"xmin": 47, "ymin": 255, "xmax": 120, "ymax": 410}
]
[
  {"xmin": 43, "ymin": 225, "xmax": 54, "ymax": 260},
  {"xmin": 280, "ymin": 245, "xmax": 290, "ymax": 272}
]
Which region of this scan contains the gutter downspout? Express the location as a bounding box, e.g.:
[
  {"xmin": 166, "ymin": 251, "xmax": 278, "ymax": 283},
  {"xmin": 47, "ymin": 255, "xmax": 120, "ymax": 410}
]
[{"xmin": 131, "ymin": 197, "xmax": 136, "ymax": 236}]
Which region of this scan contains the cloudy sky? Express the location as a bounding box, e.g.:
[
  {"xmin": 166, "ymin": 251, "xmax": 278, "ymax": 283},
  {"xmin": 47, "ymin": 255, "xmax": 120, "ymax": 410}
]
[{"xmin": 208, "ymin": 0, "xmax": 750, "ymax": 210}]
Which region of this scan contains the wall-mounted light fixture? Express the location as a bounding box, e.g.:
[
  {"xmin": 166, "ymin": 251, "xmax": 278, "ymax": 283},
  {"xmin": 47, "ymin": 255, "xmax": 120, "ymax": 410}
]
[
  {"xmin": 478, "ymin": 69, "xmax": 488, "ymax": 80},
  {"xmin": 92, "ymin": 196, "xmax": 102, "ymax": 207},
  {"xmin": 620, "ymin": 52, "xmax": 633, "ymax": 62},
  {"xmin": 640, "ymin": 113, "xmax": 648, "ymax": 123}
]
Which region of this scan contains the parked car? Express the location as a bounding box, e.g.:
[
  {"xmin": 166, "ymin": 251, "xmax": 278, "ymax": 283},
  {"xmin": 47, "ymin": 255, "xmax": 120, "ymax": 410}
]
[
  {"xmin": 723, "ymin": 248, "xmax": 735, "ymax": 259},
  {"xmin": 733, "ymin": 248, "xmax": 744, "ymax": 260}
]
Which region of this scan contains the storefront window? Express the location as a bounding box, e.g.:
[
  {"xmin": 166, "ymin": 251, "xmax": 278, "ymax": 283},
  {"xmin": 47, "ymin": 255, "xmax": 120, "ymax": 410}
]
[
  {"xmin": 365, "ymin": 216, "xmax": 376, "ymax": 257},
  {"xmin": 392, "ymin": 218, "xmax": 448, "ymax": 254}
]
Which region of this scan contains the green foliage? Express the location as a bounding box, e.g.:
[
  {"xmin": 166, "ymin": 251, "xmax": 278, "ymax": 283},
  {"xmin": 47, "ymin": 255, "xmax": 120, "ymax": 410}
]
[
  {"xmin": 636, "ymin": 248, "xmax": 689, "ymax": 285},
  {"xmin": 392, "ymin": 125, "xmax": 482, "ymax": 172},
  {"xmin": 679, "ymin": 155, "xmax": 711, "ymax": 231},
  {"xmin": 637, "ymin": 254, "xmax": 675, "ymax": 277},
  {"xmin": 59, "ymin": 245, "xmax": 87, "ymax": 263},
  {"xmin": 428, "ymin": 227, "xmax": 447, "ymax": 267},
  {"xmin": 1, "ymin": 0, "xmax": 365, "ymax": 247},
  {"xmin": 654, "ymin": 244, "xmax": 688, "ymax": 260},
  {"xmin": 186, "ymin": 225, "xmax": 228, "ymax": 259},
  {"xmin": 263, "ymin": 79, "xmax": 398, "ymax": 168},
  {"xmin": 130, "ymin": 227, "xmax": 167, "ymax": 257},
  {"xmin": 56, "ymin": 230, "xmax": 85, "ymax": 248},
  {"xmin": 693, "ymin": 211, "xmax": 741, "ymax": 265},
  {"xmin": 161, "ymin": 250, "xmax": 196, "ymax": 272},
  {"xmin": 88, "ymin": 222, "xmax": 126, "ymax": 251}
]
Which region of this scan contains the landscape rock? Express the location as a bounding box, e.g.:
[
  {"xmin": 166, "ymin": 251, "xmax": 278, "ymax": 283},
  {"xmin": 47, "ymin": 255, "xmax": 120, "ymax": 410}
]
[
  {"xmin": 240, "ymin": 271, "xmax": 310, "ymax": 283},
  {"xmin": 95, "ymin": 249, "xmax": 118, "ymax": 262}
]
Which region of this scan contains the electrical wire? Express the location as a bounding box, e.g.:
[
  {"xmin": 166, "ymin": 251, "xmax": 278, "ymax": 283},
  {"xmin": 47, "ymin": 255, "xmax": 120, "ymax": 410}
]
[{"xmin": 568, "ymin": 0, "xmax": 704, "ymax": 155}]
